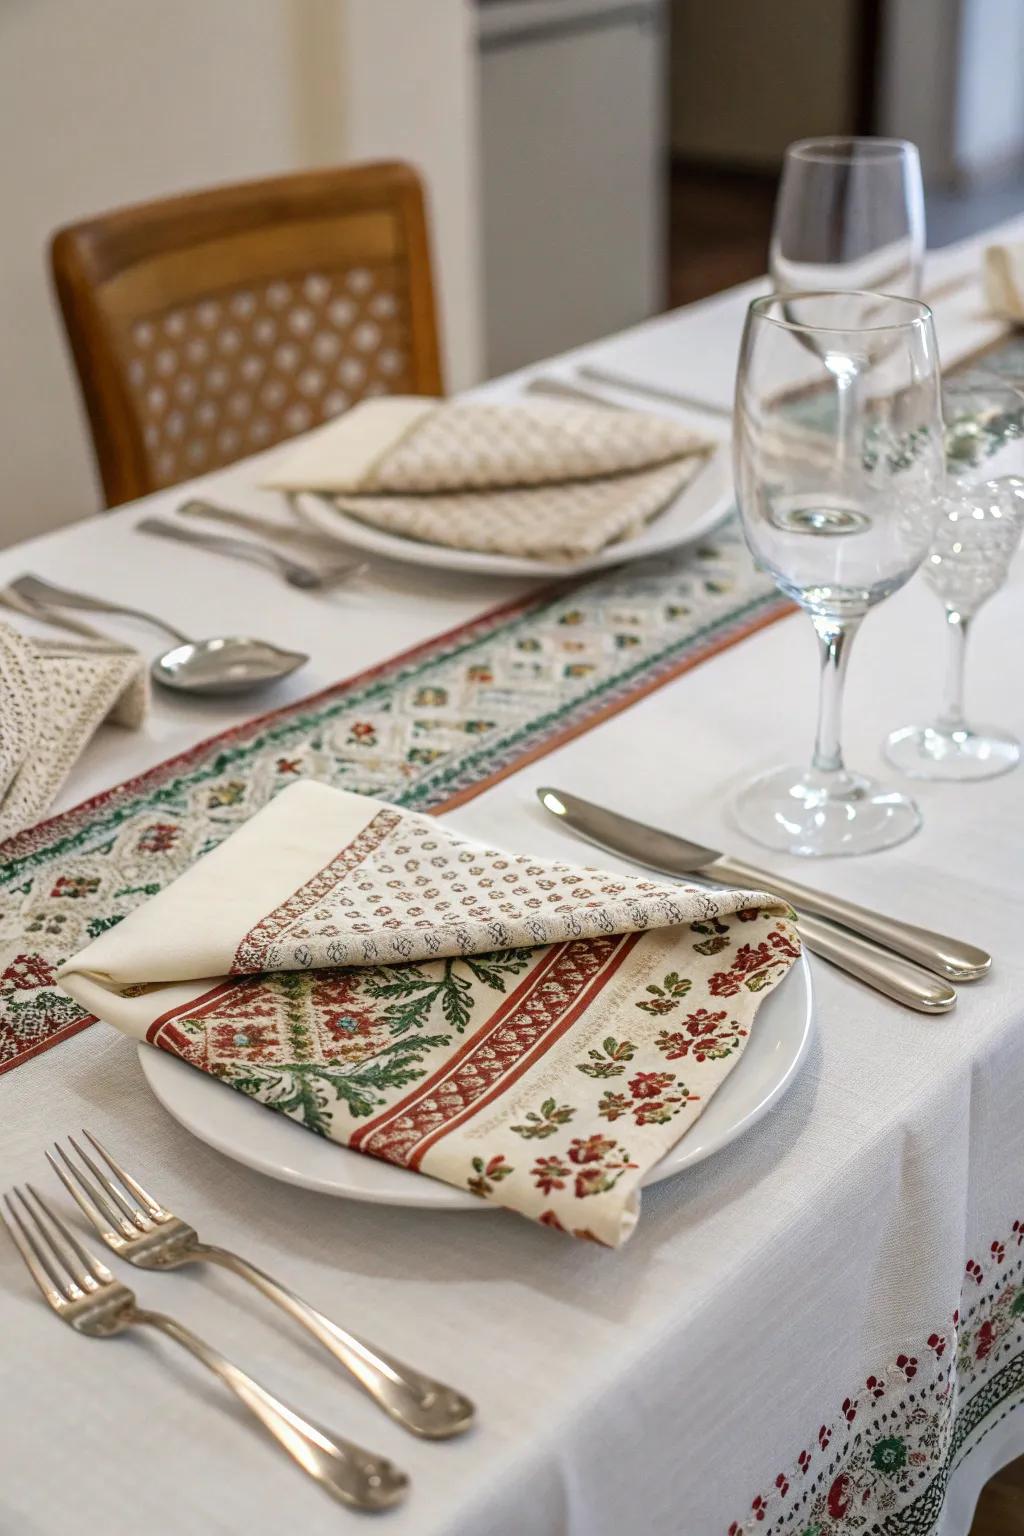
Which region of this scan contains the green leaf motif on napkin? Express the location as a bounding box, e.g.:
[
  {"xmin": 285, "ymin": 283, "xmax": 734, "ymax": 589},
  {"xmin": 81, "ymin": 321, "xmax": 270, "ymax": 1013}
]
[
  {"xmin": 576, "ymin": 1036, "xmax": 638, "ymax": 1079},
  {"xmin": 636, "ymin": 971, "xmax": 693, "ymax": 1015},
  {"xmin": 217, "ymin": 1033, "xmax": 451, "ymax": 1132},
  {"xmin": 360, "ymin": 950, "xmax": 532, "ymax": 1037},
  {"xmin": 467, "ymin": 1154, "xmax": 514, "ymax": 1197},
  {"xmin": 170, "ymin": 949, "xmax": 539, "ymax": 1136},
  {"xmin": 511, "ymin": 1097, "xmax": 576, "ymax": 1139}
]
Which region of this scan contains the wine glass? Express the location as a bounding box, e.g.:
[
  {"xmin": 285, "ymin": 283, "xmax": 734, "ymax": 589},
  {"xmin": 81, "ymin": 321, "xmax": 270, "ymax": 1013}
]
[
  {"xmin": 771, "ymin": 138, "xmax": 925, "ymax": 301},
  {"xmin": 732, "ymin": 292, "xmax": 945, "ymax": 857},
  {"xmin": 885, "ymin": 371, "xmax": 1024, "ymax": 780}
]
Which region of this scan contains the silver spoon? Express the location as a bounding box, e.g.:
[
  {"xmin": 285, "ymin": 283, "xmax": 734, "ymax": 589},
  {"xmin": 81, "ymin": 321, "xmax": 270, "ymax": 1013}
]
[{"xmin": 11, "ymin": 575, "xmax": 308, "ymax": 696}]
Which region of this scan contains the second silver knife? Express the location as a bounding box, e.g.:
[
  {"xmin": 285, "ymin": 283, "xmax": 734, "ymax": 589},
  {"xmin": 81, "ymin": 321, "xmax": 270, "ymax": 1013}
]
[
  {"xmin": 535, "ymin": 789, "xmax": 988, "ymax": 1010},
  {"xmin": 537, "ymin": 788, "xmax": 989, "ymax": 981}
]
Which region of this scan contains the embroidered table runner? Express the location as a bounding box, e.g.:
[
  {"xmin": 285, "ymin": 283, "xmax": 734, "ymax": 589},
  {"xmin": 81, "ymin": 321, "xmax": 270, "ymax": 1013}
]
[
  {"xmin": 0, "ymin": 519, "xmax": 789, "ymax": 1079},
  {"xmin": 58, "ymin": 781, "xmax": 799, "ymax": 1245}
]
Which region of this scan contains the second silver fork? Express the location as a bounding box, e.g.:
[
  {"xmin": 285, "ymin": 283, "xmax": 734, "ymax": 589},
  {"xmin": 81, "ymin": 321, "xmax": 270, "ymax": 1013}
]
[
  {"xmin": 2, "ymin": 1185, "xmax": 407, "ymax": 1511},
  {"xmin": 137, "ymin": 514, "xmax": 365, "ymax": 591},
  {"xmin": 50, "ymin": 1131, "xmax": 474, "ymax": 1439}
]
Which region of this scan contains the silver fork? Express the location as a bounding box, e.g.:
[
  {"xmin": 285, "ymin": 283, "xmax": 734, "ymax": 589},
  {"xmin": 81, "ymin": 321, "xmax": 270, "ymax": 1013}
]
[
  {"xmin": 136, "ymin": 515, "xmax": 364, "ymax": 591},
  {"xmin": 49, "ymin": 1131, "xmax": 474, "ymax": 1439},
  {"xmin": 1, "ymin": 1184, "xmax": 407, "ymax": 1511}
]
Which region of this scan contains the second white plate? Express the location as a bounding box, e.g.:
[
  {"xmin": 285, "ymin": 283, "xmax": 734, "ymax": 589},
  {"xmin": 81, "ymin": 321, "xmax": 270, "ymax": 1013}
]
[{"xmin": 138, "ymin": 950, "xmax": 812, "ymax": 1211}]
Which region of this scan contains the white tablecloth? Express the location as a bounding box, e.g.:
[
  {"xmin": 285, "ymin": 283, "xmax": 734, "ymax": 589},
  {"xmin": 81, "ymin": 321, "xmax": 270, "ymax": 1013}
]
[{"xmin": 2, "ymin": 220, "xmax": 1024, "ymax": 1536}]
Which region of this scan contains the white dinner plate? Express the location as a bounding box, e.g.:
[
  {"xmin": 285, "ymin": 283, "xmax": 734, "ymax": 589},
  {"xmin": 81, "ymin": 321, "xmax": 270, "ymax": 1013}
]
[
  {"xmin": 291, "ymin": 442, "xmax": 734, "ymax": 579},
  {"xmin": 138, "ymin": 950, "xmax": 813, "ymax": 1211}
]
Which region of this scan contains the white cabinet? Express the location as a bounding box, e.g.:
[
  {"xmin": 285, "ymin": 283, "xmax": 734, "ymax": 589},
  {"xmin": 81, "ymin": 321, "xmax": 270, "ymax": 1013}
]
[{"xmin": 478, "ymin": 0, "xmax": 667, "ymax": 375}]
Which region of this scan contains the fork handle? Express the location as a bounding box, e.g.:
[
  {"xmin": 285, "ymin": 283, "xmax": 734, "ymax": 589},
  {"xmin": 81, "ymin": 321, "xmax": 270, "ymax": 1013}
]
[
  {"xmin": 130, "ymin": 1307, "xmax": 407, "ymax": 1510},
  {"xmin": 137, "ymin": 516, "xmax": 306, "ymax": 583},
  {"xmin": 795, "ymin": 911, "xmax": 956, "ymax": 1013},
  {"xmin": 710, "ymin": 855, "xmax": 992, "ymax": 982},
  {"xmin": 198, "ymin": 1245, "xmax": 474, "ymax": 1439}
]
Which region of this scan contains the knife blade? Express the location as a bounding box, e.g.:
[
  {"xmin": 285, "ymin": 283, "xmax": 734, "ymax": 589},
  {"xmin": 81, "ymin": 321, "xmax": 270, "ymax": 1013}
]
[{"xmin": 537, "ymin": 787, "xmax": 989, "ymax": 986}]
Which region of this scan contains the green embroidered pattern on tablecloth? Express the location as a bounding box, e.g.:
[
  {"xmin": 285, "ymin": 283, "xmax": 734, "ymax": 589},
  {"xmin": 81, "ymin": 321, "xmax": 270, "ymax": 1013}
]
[
  {"xmin": 728, "ymin": 1239, "xmax": 1024, "ymax": 1534},
  {"xmin": 0, "ymin": 516, "xmax": 788, "ymax": 1075}
]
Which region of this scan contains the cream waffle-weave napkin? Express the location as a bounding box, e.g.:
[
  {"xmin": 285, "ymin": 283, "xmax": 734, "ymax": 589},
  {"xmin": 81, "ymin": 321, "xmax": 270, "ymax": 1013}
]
[
  {"xmin": 984, "ymin": 242, "xmax": 1024, "ymax": 321},
  {"xmin": 266, "ymin": 396, "xmax": 713, "ymax": 560},
  {"xmin": 59, "ymin": 781, "xmax": 801, "ymax": 1246},
  {"xmin": 0, "ymin": 616, "xmax": 147, "ymax": 843}
]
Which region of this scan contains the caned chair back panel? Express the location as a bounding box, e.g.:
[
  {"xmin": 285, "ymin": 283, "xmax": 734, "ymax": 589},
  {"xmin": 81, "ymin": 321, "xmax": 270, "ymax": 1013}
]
[{"xmin": 51, "ymin": 162, "xmax": 443, "ymax": 506}]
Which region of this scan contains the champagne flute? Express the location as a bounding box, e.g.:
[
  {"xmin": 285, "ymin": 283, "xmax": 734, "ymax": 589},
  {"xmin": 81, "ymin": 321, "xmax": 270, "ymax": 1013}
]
[
  {"xmin": 732, "ymin": 292, "xmax": 945, "ymax": 857},
  {"xmin": 883, "ymin": 481, "xmax": 1023, "ymax": 779},
  {"xmin": 885, "ymin": 371, "xmax": 1024, "ymax": 779}
]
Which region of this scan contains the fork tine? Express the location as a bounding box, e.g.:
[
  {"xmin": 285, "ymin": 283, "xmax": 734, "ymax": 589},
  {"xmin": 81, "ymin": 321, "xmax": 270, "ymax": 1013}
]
[
  {"xmin": 24, "ymin": 1184, "xmax": 113, "ymax": 1288},
  {"xmin": 7, "ymin": 1185, "xmax": 80, "ymax": 1296},
  {"xmin": 48, "ymin": 1144, "xmax": 131, "ymax": 1241},
  {"xmin": 82, "ymin": 1129, "xmax": 166, "ymax": 1219},
  {"xmin": 12, "ymin": 1189, "xmax": 89, "ymax": 1301},
  {"xmin": 65, "ymin": 1135, "xmax": 147, "ymax": 1233},
  {"xmin": 1, "ymin": 1193, "xmax": 67, "ymax": 1306}
]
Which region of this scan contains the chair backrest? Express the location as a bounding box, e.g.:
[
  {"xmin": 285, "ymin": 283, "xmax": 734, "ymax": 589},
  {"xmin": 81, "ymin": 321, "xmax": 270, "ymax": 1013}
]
[{"xmin": 52, "ymin": 161, "xmax": 443, "ymax": 507}]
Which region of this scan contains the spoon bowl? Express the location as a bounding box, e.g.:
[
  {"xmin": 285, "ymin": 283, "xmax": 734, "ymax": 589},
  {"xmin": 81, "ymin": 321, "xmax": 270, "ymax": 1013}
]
[
  {"xmin": 152, "ymin": 636, "xmax": 309, "ymax": 695},
  {"xmin": 9, "ymin": 574, "xmax": 310, "ymax": 696}
]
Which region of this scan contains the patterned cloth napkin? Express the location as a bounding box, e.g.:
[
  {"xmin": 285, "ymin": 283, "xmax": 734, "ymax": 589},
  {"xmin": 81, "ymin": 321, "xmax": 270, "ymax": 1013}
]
[
  {"xmin": 265, "ymin": 396, "xmax": 713, "ymax": 560},
  {"xmin": 0, "ymin": 615, "xmax": 147, "ymax": 842},
  {"xmin": 59, "ymin": 782, "xmax": 800, "ymax": 1246},
  {"xmin": 983, "ymin": 242, "xmax": 1024, "ymax": 321}
]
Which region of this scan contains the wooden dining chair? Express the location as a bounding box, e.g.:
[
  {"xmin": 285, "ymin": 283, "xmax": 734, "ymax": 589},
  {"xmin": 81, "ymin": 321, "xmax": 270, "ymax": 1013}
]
[{"xmin": 51, "ymin": 161, "xmax": 443, "ymax": 507}]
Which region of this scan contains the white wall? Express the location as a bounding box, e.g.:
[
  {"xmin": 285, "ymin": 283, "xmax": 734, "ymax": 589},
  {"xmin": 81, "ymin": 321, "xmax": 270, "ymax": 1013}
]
[
  {"xmin": 0, "ymin": 0, "xmax": 482, "ymax": 546},
  {"xmin": 955, "ymin": 0, "xmax": 1024, "ymax": 181},
  {"xmin": 342, "ymin": 0, "xmax": 483, "ymax": 393},
  {"xmin": 878, "ymin": 0, "xmax": 1024, "ymax": 189},
  {"xmin": 876, "ymin": 0, "xmax": 960, "ymax": 185}
]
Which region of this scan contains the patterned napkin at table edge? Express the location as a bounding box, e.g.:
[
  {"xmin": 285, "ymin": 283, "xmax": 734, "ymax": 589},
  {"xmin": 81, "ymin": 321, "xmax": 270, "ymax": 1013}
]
[
  {"xmin": 0, "ymin": 609, "xmax": 148, "ymax": 843},
  {"xmin": 263, "ymin": 395, "xmax": 714, "ymax": 561},
  {"xmin": 57, "ymin": 780, "xmax": 801, "ymax": 1248},
  {"xmin": 983, "ymin": 242, "xmax": 1024, "ymax": 322}
]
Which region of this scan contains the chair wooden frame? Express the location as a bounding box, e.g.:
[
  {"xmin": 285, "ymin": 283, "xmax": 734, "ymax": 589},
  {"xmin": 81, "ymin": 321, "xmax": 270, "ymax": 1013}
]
[{"xmin": 51, "ymin": 161, "xmax": 443, "ymax": 506}]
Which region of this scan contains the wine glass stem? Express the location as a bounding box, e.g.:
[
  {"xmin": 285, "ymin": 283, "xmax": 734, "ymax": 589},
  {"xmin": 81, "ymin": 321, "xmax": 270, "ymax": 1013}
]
[
  {"xmin": 938, "ymin": 607, "xmax": 970, "ymax": 729},
  {"xmin": 811, "ymin": 616, "xmax": 861, "ymax": 775}
]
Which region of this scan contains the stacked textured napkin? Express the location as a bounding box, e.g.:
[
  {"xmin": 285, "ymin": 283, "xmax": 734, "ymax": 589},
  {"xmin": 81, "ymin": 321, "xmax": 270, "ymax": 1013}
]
[
  {"xmin": 59, "ymin": 782, "xmax": 800, "ymax": 1246},
  {"xmin": 266, "ymin": 396, "xmax": 712, "ymax": 560},
  {"xmin": 0, "ymin": 618, "xmax": 147, "ymax": 843}
]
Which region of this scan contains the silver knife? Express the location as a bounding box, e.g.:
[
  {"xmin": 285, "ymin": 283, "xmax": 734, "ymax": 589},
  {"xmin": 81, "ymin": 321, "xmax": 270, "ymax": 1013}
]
[{"xmin": 538, "ymin": 789, "xmax": 990, "ymax": 1007}]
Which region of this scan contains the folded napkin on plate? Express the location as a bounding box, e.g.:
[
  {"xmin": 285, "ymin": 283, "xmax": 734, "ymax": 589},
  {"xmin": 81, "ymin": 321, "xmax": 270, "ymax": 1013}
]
[
  {"xmin": 265, "ymin": 396, "xmax": 713, "ymax": 560},
  {"xmin": 0, "ymin": 616, "xmax": 147, "ymax": 843},
  {"xmin": 59, "ymin": 781, "xmax": 800, "ymax": 1246},
  {"xmin": 983, "ymin": 243, "xmax": 1024, "ymax": 321}
]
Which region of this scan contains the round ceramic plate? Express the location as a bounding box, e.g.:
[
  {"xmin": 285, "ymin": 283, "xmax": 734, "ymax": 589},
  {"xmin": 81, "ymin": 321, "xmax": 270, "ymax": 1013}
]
[
  {"xmin": 291, "ymin": 443, "xmax": 734, "ymax": 579},
  {"xmin": 138, "ymin": 950, "xmax": 813, "ymax": 1210}
]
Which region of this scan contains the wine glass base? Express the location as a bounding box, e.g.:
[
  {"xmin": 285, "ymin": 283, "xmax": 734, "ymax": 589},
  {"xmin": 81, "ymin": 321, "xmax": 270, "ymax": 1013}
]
[
  {"xmin": 733, "ymin": 764, "xmax": 921, "ymax": 857},
  {"xmin": 885, "ymin": 723, "xmax": 1021, "ymax": 781}
]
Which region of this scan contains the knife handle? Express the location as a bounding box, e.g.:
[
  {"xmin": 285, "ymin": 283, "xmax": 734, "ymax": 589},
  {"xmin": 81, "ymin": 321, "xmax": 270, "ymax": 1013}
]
[
  {"xmin": 713, "ymin": 857, "xmax": 991, "ymax": 983},
  {"xmin": 796, "ymin": 913, "xmax": 956, "ymax": 1013}
]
